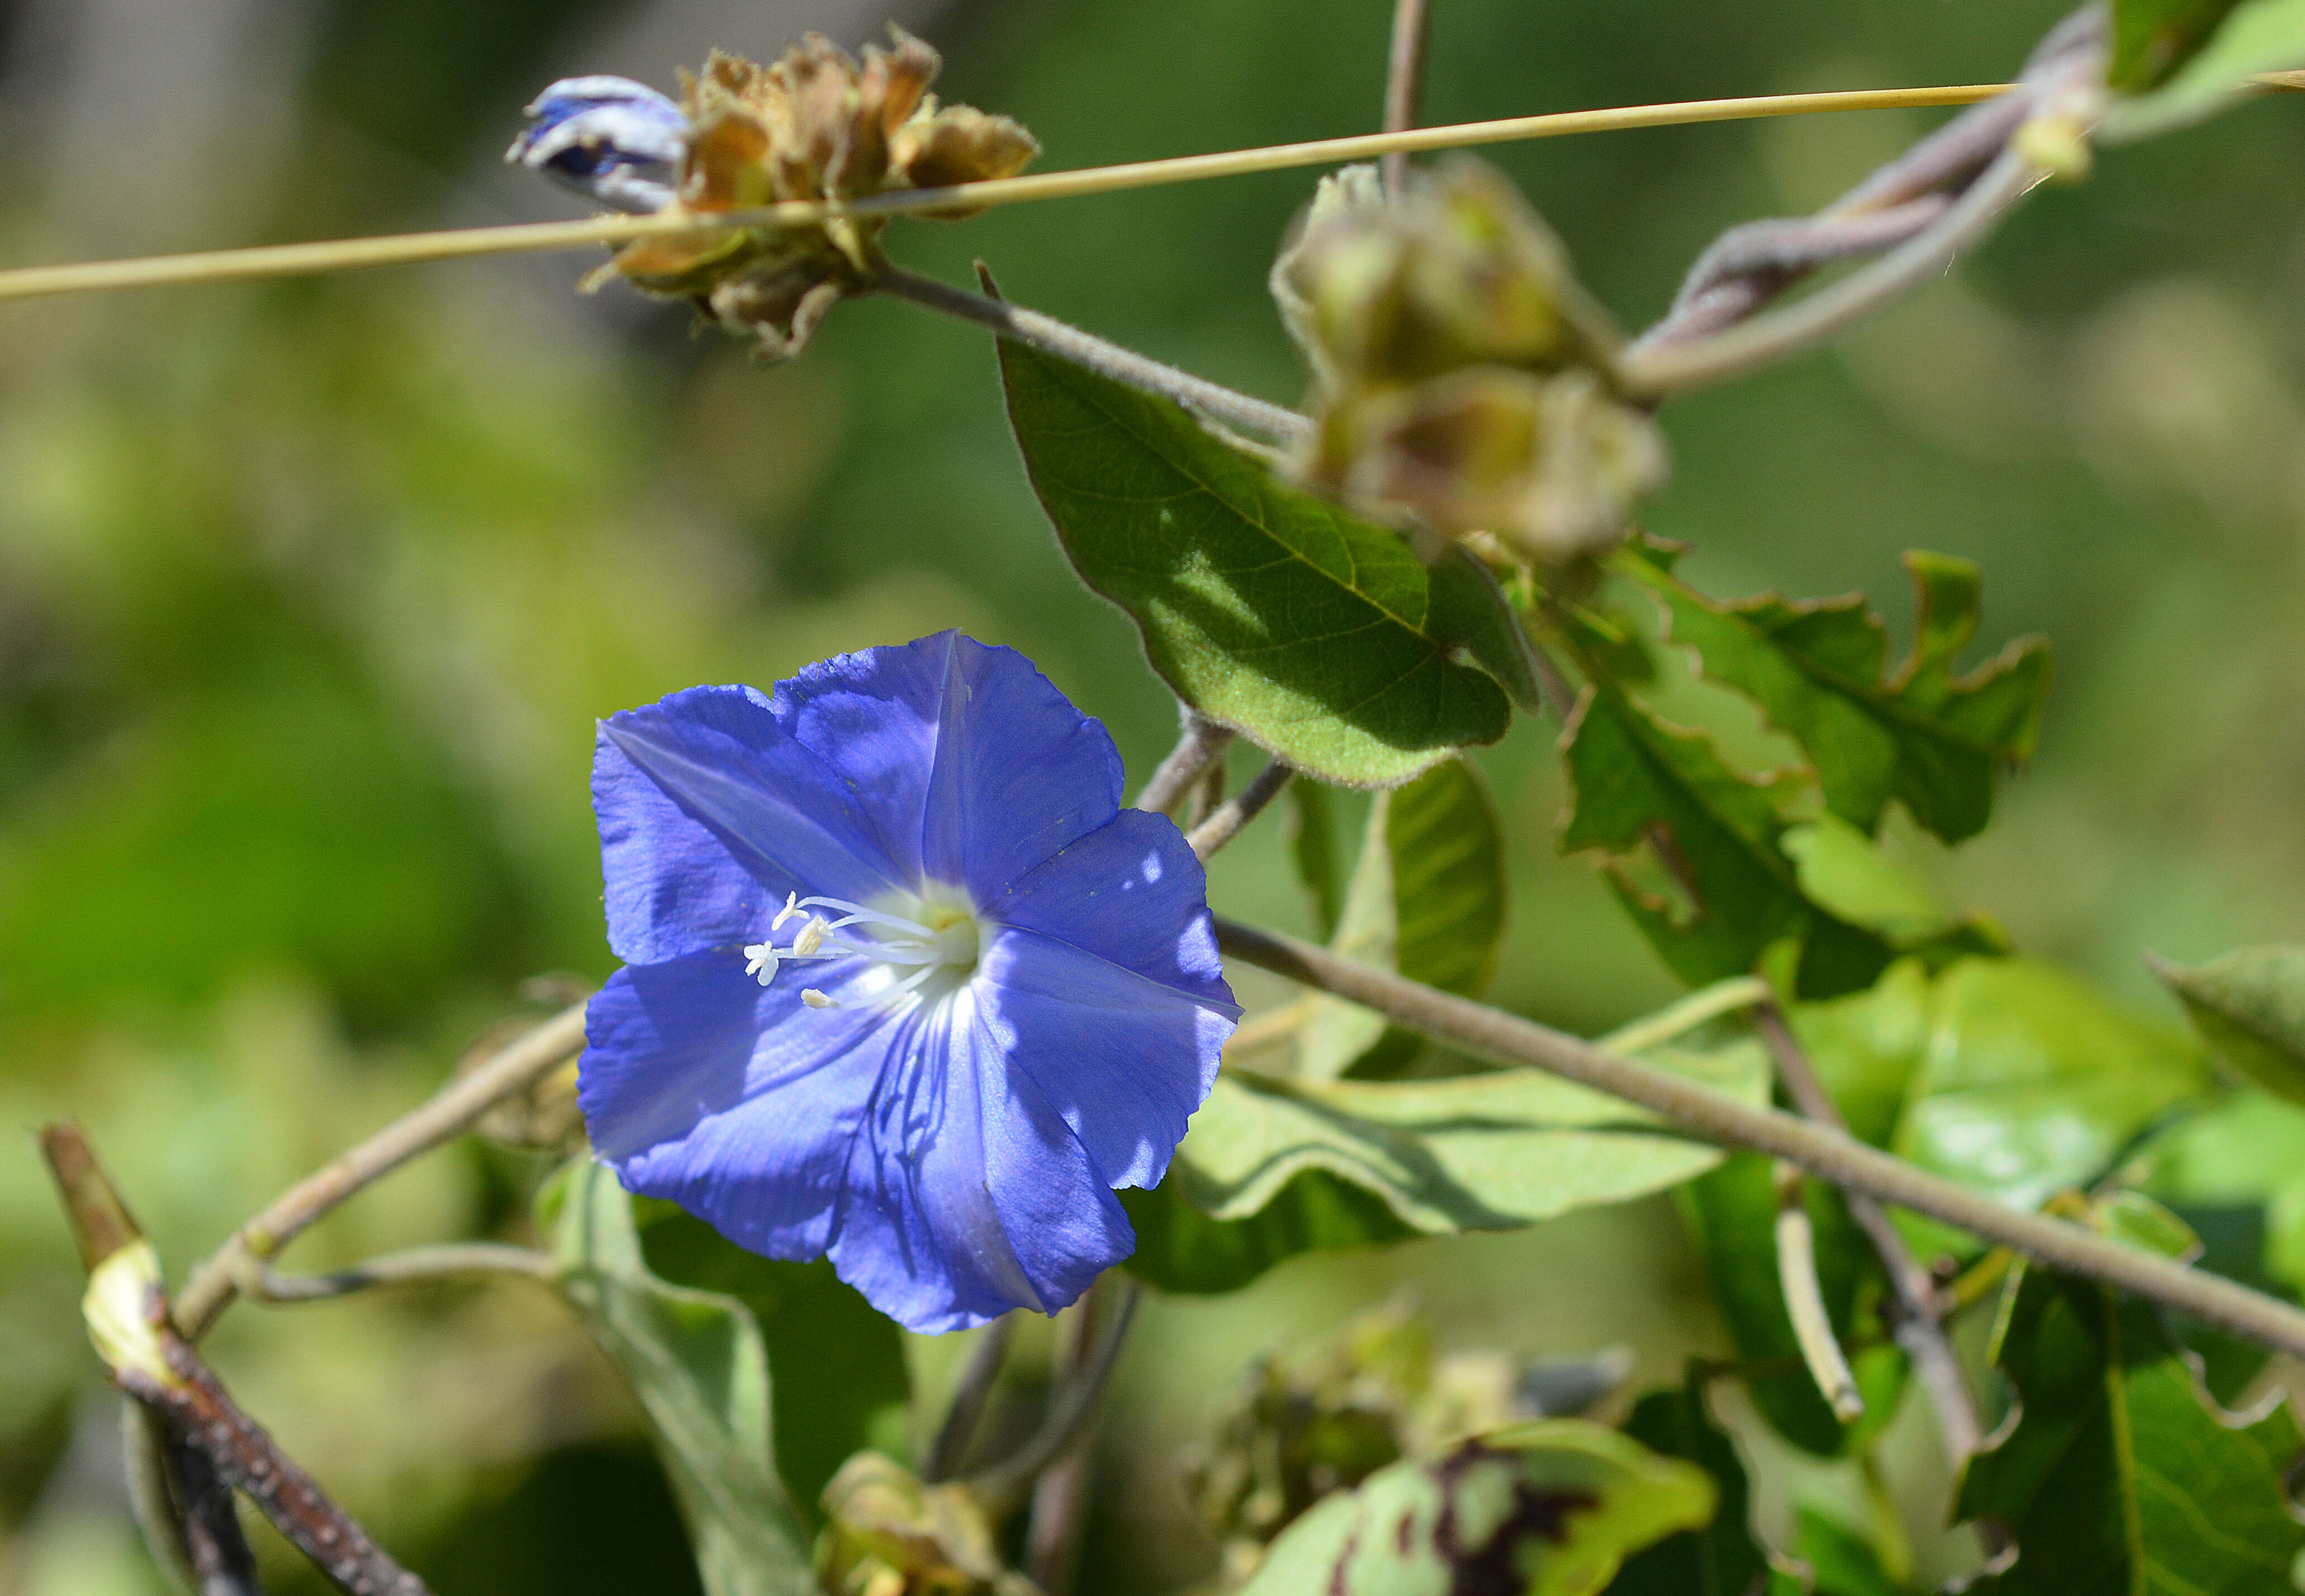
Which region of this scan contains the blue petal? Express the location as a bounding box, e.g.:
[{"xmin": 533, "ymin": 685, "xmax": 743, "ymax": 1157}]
[
  {"xmin": 508, "ymin": 76, "xmax": 690, "ymax": 214},
  {"xmin": 775, "ymin": 632, "xmax": 1125, "ymax": 904},
  {"xmin": 829, "ymin": 987, "xmax": 1132, "ymax": 1332},
  {"xmin": 595, "ymin": 686, "xmax": 909, "ymax": 964},
  {"xmin": 988, "ymin": 808, "xmax": 1236, "ymax": 1009},
  {"xmin": 579, "ymin": 950, "xmax": 903, "ymax": 1261},
  {"xmin": 976, "ymin": 925, "xmax": 1236, "ymax": 1190}
]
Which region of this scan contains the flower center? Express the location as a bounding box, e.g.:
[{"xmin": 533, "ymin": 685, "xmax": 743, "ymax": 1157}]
[{"xmin": 742, "ymin": 886, "xmax": 982, "ymax": 1011}]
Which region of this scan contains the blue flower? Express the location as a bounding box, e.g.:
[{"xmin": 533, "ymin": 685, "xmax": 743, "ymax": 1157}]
[
  {"xmin": 506, "ymin": 76, "xmax": 691, "ymax": 213},
  {"xmin": 579, "ymin": 632, "xmax": 1240, "ymax": 1332}
]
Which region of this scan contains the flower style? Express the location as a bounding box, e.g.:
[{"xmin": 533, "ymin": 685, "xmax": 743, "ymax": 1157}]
[{"xmin": 578, "ymin": 632, "xmax": 1239, "ymax": 1332}]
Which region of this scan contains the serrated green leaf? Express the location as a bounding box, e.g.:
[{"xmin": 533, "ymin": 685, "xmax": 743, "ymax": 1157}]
[
  {"xmin": 999, "ymin": 340, "xmax": 1511, "ymax": 785},
  {"xmin": 2149, "ymin": 943, "xmax": 2305, "ymax": 1105},
  {"xmin": 1298, "ymin": 758, "xmax": 1508, "ymax": 1080},
  {"xmin": 2139, "ymin": 1089, "xmax": 2305, "ymax": 1296},
  {"xmin": 1891, "ymin": 958, "xmax": 2212, "ymax": 1255},
  {"xmin": 1620, "ymin": 550, "xmax": 2048, "ymax": 844},
  {"xmin": 1239, "ymin": 1421, "xmax": 1715, "ymax": 1596},
  {"xmin": 1678, "ymin": 1153, "xmax": 1908, "ymax": 1457},
  {"xmin": 1120, "ymin": 1168, "xmax": 1416, "ymax": 1293},
  {"xmin": 637, "ymin": 1208, "xmax": 910, "ymax": 1519},
  {"xmin": 2103, "ymin": 0, "xmax": 2305, "ymax": 140},
  {"xmin": 543, "ymin": 1162, "xmax": 813, "ymax": 1596},
  {"xmin": 1955, "ymin": 1194, "xmax": 2305, "ymax": 1595},
  {"xmin": 1607, "ymin": 1366, "xmax": 1767, "ymax": 1596},
  {"xmin": 1166, "ymin": 1043, "xmax": 1767, "ymax": 1247},
  {"xmin": 1557, "ymin": 682, "xmax": 1893, "ymax": 997}
]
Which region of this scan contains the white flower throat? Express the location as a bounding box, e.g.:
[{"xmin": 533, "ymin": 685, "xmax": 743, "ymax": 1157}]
[{"xmin": 743, "ymin": 888, "xmax": 982, "ymax": 1011}]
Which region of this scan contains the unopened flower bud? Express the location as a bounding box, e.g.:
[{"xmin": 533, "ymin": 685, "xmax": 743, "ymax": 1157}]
[
  {"xmin": 506, "ymin": 77, "xmax": 691, "ymax": 214},
  {"xmin": 814, "ymin": 1452, "xmax": 1028, "ymax": 1596}
]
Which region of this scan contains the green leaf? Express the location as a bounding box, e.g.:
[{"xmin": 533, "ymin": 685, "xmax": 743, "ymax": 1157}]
[
  {"xmin": 1557, "ymin": 682, "xmax": 1892, "ymax": 996},
  {"xmin": 2148, "ymin": 944, "xmax": 2305, "ymax": 1105},
  {"xmin": 1678, "ymin": 1154, "xmax": 1908, "ymax": 1457},
  {"xmin": 1620, "ymin": 550, "xmax": 2049, "ymax": 844},
  {"xmin": 2139, "ymin": 1089, "xmax": 2305, "ymax": 1295},
  {"xmin": 544, "ymin": 1162, "xmax": 813, "ymax": 1596},
  {"xmin": 637, "ymin": 1206, "xmax": 910, "ymax": 1519},
  {"xmin": 1166, "ymin": 1043, "xmax": 1767, "ymax": 1246},
  {"xmin": 1607, "ymin": 1366, "xmax": 1767, "ymax": 1596},
  {"xmin": 2114, "ymin": 0, "xmax": 2249, "ymax": 88},
  {"xmin": 1238, "ymin": 1421, "xmax": 1715, "ymax": 1596},
  {"xmin": 1121, "ymin": 1168, "xmax": 1417, "ymax": 1293},
  {"xmin": 1288, "ymin": 781, "xmax": 1347, "ymax": 940},
  {"xmin": 1955, "ymin": 1194, "xmax": 2305, "ymax": 1594},
  {"xmin": 1769, "ymin": 1509, "xmax": 1900, "ymax": 1596},
  {"xmin": 1891, "ymin": 958, "xmax": 2212, "ymax": 1253},
  {"xmin": 2103, "ymin": 0, "xmax": 2305, "ymax": 140},
  {"xmin": 1780, "ymin": 815, "xmax": 1953, "ymax": 944},
  {"xmin": 1298, "ymin": 758, "xmax": 1509, "ymax": 1080},
  {"xmin": 999, "ymin": 340, "xmax": 1511, "ymax": 786}
]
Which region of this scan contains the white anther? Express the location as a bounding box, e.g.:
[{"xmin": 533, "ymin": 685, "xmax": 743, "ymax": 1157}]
[
  {"xmin": 770, "ymin": 891, "xmax": 801, "ymax": 932},
  {"xmin": 791, "ymin": 916, "xmax": 831, "ymax": 957},
  {"xmin": 742, "ymin": 943, "xmax": 779, "ymax": 985},
  {"xmin": 800, "ymin": 988, "xmax": 840, "ymax": 1009}
]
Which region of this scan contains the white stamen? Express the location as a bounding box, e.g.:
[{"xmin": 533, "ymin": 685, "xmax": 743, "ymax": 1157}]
[
  {"xmin": 744, "ymin": 886, "xmax": 981, "ymax": 1015},
  {"xmin": 790, "ymin": 915, "xmax": 831, "ymax": 957},
  {"xmin": 770, "ymin": 891, "xmax": 801, "ymax": 932},
  {"xmin": 742, "ymin": 943, "xmax": 779, "ymax": 985},
  {"xmin": 800, "ymin": 988, "xmax": 839, "ymax": 1009}
]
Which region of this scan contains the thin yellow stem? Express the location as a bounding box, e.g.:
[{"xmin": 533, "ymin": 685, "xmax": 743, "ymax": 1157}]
[{"xmin": 0, "ymin": 83, "xmax": 2008, "ymax": 306}]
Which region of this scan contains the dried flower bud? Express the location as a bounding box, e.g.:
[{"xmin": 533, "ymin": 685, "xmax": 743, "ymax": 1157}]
[
  {"xmin": 507, "ymin": 77, "xmax": 691, "ymax": 214},
  {"xmin": 1324, "ymin": 366, "xmax": 1667, "ymax": 565},
  {"xmin": 1274, "ymin": 156, "xmax": 1623, "ymax": 395},
  {"xmin": 515, "ymin": 27, "xmax": 1037, "ymax": 360},
  {"xmin": 814, "ymin": 1452, "xmax": 1032, "ymax": 1596}
]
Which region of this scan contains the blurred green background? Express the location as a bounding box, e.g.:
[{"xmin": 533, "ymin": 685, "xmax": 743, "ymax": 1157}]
[{"xmin": 2, "ymin": 0, "xmax": 2302, "ymax": 1589}]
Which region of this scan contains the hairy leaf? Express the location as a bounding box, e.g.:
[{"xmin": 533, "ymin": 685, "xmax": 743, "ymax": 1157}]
[
  {"xmin": 2149, "ymin": 943, "xmax": 2305, "ymax": 1105},
  {"xmin": 1298, "ymin": 758, "xmax": 1509, "ymax": 1080},
  {"xmin": 1168, "ymin": 1043, "xmax": 1767, "ymax": 1242},
  {"xmin": 1623, "ymin": 550, "xmax": 2048, "ymax": 844},
  {"xmin": 2103, "ymin": 0, "xmax": 2305, "ymax": 139},
  {"xmin": 1000, "ymin": 340, "xmax": 1511, "ymax": 785},
  {"xmin": 544, "ymin": 1162, "xmax": 813, "ymax": 1596},
  {"xmin": 1607, "ymin": 1367, "xmax": 1767, "ymax": 1596},
  {"xmin": 1956, "ymin": 1194, "xmax": 2305, "ymax": 1594},
  {"xmin": 639, "ymin": 1206, "xmax": 910, "ymax": 1519},
  {"xmin": 1678, "ymin": 1154, "xmax": 1908, "ymax": 1457},
  {"xmin": 1239, "ymin": 1421, "xmax": 1715, "ymax": 1596}
]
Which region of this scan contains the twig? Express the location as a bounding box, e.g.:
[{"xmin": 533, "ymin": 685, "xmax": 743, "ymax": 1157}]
[
  {"xmin": 1187, "ymin": 759, "xmax": 1297, "ymax": 859},
  {"xmin": 235, "ymin": 1243, "xmax": 557, "ymax": 1305},
  {"xmin": 1382, "ymin": 0, "xmax": 1434, "ymax": 197},
  {"xmin": 0, "ymin": 86, "xmax": 2013, "ymax": 307},
  {"xmin": 869, "ymin": 263, "xmax": 1311, "ymax": 444},
  {"xmin": 1023, "ymin": 1294, "xmax": 1108, "ymax": 1592},
  {"xmin": 1208, "ymin": 917, "xmax": 2305, "ymax": 1361},
  {"xmin": 40, "ymin": 1125, "xmax": 429, "ymax": 1596},
  {"xmin": 1185, "ymin": 753, "xmax": 1231, "ymax": 830},
  {"xmin": 969, "ymin": 1275, "xmax": 1140, "ymax": 1515},
  {"xmin": 1752, "ymin": 1003, "xmax": 1986, "ymax": 1465},
  {"xmin": 174, "ymin": 999, "xmax": 590, "ymax": 1339},
  {"xmin": 924, "ymin": 1315, "xmax": 1017, "ymax": 1483},
  {"xmin": 1595, "ymin": 975, "xmax": 1771, "ymax": 1056},
  {"xmin": 1775, "ymin": 1162, "xmax": 1866, "ymax": 1423},
  {"xmin": 1135, "ymin": 711, "xmax": 1237, "ymax": 815},
  {"xmin": 123, "ymin": 1328, "xmax": 430, "ymax": 1596},
  {"xmin": 1619, "ymin": 9, "xmax": 2106, "ymax": 398}
]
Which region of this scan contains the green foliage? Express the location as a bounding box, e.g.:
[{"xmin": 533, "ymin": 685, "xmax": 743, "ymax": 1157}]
[
  {"xmin": 1955, "ymin": 1194, "xmax": 2305, "ymax": 1594},
  {"xmin": 1767, "ymin": 1510, "xmax": 1900, "ymax": 1596},
  {"xmin": 1237, "ymin": 1421, "xmax": 1714, "ymax": 1596},
  {"xmin": 1606, "ymin": 1367, "xmax": 1767, "ymax": 1596},
  {"xmin": 2149, "ymin": 943, "xmax": 2305, "ymax": 1105},
  {"xmin": 1143, "ymin": 1042, "xmax": 1766, "ymax": 1289},
  {"xmin": 999, "ymin": 340, "xmax": 1512, "ymax": 786},
  {"xmin": 2103, "ymin": 0, "xmax": 2305, "ymax": 139},
  {"xmin": 1621, "ymin": 549, "xmax": 2049, "ymax": 846},
  {"xmin": 1678, "ymin": 1155, "xmax": 1907, "ymax": 1457},
  {"xmin": 543, "ymin": 1163, "xmax": 813, "ymax": 1596},
  {"xmin": 1287, "ymin": 781, "xmax": 1348, "ymax": 939},
  {"xmin": 1121, "ymin": 1170, "xmax": 1416, "ymax": 1293},
  {"xmin": 1297, "ymin": 758, "xmax": 1509, "ymax": 1079},
  {"xmin": 636, "ymin": 1207, "xmax": 910, "ymax": 1521}
]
